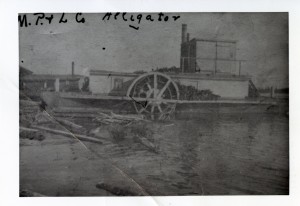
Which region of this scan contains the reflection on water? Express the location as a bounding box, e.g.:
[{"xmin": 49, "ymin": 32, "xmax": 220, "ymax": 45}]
[{"xmin": 107, "ymin": 113, "xmax": 289, "ymax": 195}]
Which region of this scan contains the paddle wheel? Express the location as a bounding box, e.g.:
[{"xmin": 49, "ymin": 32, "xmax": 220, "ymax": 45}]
[{"xmin": 126, "ymin": 72, "xmax": 179, "ymax": 119}]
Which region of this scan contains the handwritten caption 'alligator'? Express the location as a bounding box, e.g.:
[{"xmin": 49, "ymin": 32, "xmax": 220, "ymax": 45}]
[{"xmin": 18, "ymin": 13, "xmax": 181, "ymax": 30}]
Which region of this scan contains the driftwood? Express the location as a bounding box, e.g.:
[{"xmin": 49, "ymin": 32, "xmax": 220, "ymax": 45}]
[
  {"xmin": 94, "ymin": 112, "xmax": 146, "ymax": 125},
  {"xmin": 96, "ymin": 182, "xmax": 141, "ymax": 196},
  {"xmin": 31, "ymin": 125, "xmax": 103, "ymax": 144},
  {"xmin": 20, "ymin": 126, "xmax": 38, "ymax": 132},
  {"xmin": 55, "ymin": 117, "xmax": 83, "ymax": 129},
  {"xmin": 135, "ymin": 135, "xmax": 159, "ymax": 153},
  {"xmin": 163, "ymin": 123, "xmax": 175, "ymax": 127},
  {"xmin": 20, "ymin": 189, "xmax": 46, "ymax": 197},
  {"xmin": 20, "ymin": 100, "xmax": 41, "ymax": 106},
  {"xmin": 20, "ymin": 127, "xmax": 45, "ymax": 141}
]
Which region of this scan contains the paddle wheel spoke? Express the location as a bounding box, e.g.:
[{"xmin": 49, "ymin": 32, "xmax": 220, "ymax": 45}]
[
  {"xmin": 157, "ymin": 80, "xmax": 171, "ymax": 99},
  {"xmin": 153, "ymin": 74, "xmax": 158, "ymax": 98}
]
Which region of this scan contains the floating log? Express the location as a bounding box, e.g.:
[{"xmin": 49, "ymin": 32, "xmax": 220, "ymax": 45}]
[
  {"xmin": 163, "ymin": 123, "xmax": 175, "ymax": 127},
  {"xmin": 135, "ymin": 134, "xmax": 159, "ymax": 153},
  {"xmin": 31, "ymin": 125, "xmax": 103, "ymax": 144},
  {"xmin": 20, "ymin": 100, "xmax": 41, "ymax": 106},
  {"xmin": 20, "ymin": 189, "xmax": 46, "ymax": 197},
  {"xmin": 110, "ymin": 112, "xmax": 145, "ymax": 121},
  {"xmin": 96, "ymin": 182, "xmax": 141, "ymax": 196},
  {"xmin": 55, "ymin": 117, "xmax": 83, "ymax": 129},
  {"xmin": 20, "ymin": 126, "xmax": 39, "ymax": 132},
  {"xmin": 20, "ymin": 127, "xmax": 45, "ymax": 141},
  {"xmin": 94, "ymin": 112, "xmax": 147, "ymax": 125}
]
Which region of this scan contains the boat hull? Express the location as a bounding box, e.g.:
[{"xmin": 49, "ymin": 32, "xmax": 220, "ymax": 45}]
[{"xmin": 41, "ymin": 92, "xmax": 288, "ymax": 115}]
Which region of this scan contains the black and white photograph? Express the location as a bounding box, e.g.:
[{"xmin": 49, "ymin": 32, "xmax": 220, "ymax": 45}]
[{"xmin": 18, "ymin": 12, "xmax": 289, "ymax": 197}]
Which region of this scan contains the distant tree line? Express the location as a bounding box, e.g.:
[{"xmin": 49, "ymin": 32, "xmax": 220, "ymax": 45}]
[{"xmin": 258, "ymin": 87, "xmax": 289, "ymax": 94}]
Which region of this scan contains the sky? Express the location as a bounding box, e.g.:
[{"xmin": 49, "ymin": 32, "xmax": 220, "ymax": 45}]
[{"xmin": 19, "ymin": 13, "xmax": 288, "ymax": 88}]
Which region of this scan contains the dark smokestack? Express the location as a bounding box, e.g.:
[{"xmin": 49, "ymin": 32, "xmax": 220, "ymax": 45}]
[
  {"xmin": 187, "ymin": 33, "xmax": 190, "ymax": 42},
  {"xmin": 182, "ymin": 24, "xmax": 187, "ymax": 43},
  {"xmin": 72, "ymin": 61, "xmax": 74, "ymax": 76}
]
